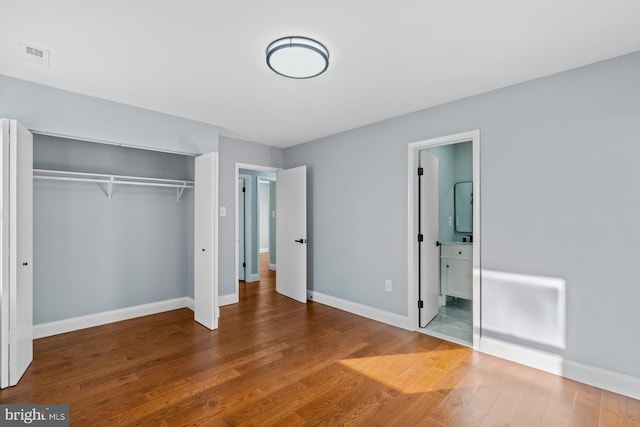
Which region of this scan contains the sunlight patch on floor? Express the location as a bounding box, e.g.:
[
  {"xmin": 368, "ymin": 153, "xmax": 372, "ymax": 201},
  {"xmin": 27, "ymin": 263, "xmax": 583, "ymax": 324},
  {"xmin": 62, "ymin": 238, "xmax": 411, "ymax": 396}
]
[{"xmin": 339, "ymin": 348, "xmax": 468, "ymax": 394}]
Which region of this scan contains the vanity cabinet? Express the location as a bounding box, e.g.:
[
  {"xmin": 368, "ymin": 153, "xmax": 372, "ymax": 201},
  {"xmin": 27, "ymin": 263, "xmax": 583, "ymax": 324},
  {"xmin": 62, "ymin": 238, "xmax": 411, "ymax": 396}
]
[{"xmin": 440, "ymin": 244, "xmax": 472, "ymax": 300}]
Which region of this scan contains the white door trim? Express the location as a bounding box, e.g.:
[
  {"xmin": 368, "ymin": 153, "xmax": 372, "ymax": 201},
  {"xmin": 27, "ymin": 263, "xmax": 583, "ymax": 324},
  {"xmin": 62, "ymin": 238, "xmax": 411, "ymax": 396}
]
[
  {"xmin": 407, "ymin": 130, "xmax": 481, "ymax": 349},
  {"xmin": 234, "ymin": 163, "xmax": 281, "ymax": 302}
]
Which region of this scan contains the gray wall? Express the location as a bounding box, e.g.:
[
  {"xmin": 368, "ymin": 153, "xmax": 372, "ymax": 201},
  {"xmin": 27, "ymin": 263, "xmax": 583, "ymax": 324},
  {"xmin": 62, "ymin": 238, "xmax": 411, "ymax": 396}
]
[
  {"xmin": 33, "ymin": 135, "xmax": 193, "ymax": 323},
  {"xmin": 284, "ymin": 51, "xmax": 640, "ymax": 378},
  {"xmin": 1, "ymin": 74, "xmax": 215, "ymax": 304},
  {"xmin": 0, "ymin": 74, "xmax": 218, "ymax": 154},
  {"xmin": 218, "ymin": 136, "xmax": 283, "ymax": 296}
]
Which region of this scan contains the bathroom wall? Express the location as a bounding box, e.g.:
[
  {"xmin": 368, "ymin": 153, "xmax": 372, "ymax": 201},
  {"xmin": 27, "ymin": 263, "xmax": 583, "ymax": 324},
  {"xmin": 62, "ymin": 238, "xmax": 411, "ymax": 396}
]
[{"xmin": 426, "ymin": 141, "xmax": 472, "ymax": 243}]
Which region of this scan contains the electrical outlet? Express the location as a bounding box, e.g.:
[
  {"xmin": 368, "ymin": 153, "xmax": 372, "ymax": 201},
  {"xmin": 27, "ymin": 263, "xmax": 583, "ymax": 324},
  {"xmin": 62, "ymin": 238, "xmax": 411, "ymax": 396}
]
[{"xmin": 385, "ymin": 279, "xmax": 392, "ymax": 292}]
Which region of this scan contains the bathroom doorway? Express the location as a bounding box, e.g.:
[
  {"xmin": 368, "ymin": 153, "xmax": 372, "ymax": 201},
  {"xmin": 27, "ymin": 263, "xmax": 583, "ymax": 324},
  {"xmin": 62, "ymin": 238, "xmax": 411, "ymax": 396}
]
[
  {"xmin": 407, "ymin": 131, "xmax": 480, "ymax": 349},
  {"xmin": 420, "ymin": 142, "xmax": 473, "ymax": 345}
]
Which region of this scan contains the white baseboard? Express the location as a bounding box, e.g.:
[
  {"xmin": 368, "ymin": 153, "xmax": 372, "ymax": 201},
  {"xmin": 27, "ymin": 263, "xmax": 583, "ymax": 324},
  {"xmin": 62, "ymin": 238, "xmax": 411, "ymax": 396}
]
[
  {"xmin": 219, "ymin": 293, "xmax": 238, "ymax": 307},
  {"xmin": 479, "ymin": 336, "xmax": 564, "ymax": 375},
  {"xmin": 269, "ymin": 263, "xmax": 276, "ymax": 271},
  {"xmin": 479, "ymin": 336, "xmax": 640, "ymax": 400},
  {"xmin": 185, "ymin": 297, "xmax": 194, "ymax": 311},
  {"xmin": 563, "ymin": 360, "xmax": 640, "ymax": 400},
  {"xmin": 34, "ymin": 297, "xmax": 191, "ymax": 339},
  {"xmin": 260, "ymin": 248, "xmax": 269, "ymax": 253},
  {"xmin": 308, "ymin": 290, "xmax": 411, "ymax": 330}
]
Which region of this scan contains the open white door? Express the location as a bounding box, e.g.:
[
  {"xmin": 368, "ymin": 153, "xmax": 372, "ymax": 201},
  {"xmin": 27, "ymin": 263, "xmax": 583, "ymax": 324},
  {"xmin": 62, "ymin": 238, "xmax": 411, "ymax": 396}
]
[
  {"xmin": 238, "ymin": 178, "xmax": 246, "ymax": 281},
  {"xmin": 194, "ymin": 152, "xmax": 218, "ymax": 330},
  {"xmin": 0, "ymin": 119, "xmax": 33, "ymax": 388},
  {"xmin": 419, "ymin": 151, "xmax": 439, "ymax": 327},
  {"xmin": 276, "ymin": 166, "xmax": 307, "ymax": 303}
]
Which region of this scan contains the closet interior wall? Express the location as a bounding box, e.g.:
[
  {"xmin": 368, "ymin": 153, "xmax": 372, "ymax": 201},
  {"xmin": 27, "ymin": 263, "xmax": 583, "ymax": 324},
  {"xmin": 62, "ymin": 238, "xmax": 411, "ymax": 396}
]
[{"xmin": 33, "ymin": 135, "xmax": 195, "ymax": 325}]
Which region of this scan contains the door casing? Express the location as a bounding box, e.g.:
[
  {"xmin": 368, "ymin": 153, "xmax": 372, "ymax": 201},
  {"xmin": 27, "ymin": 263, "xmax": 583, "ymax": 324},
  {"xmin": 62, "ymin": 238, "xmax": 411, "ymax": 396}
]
[
  {"xmin": 233, "ymin": 163, "xmax": 280, "ymax": 303},
  {"xmin": 407, "ymin": 130, "xmax": 481, "ymax": 349}
]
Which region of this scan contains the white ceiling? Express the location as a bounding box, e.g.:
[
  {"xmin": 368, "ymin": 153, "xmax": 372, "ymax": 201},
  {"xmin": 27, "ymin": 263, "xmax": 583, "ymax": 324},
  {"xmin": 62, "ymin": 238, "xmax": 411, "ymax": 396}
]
[{"xmin": 1, "ymin": 1, "xmax": 640, "ymax": 148}]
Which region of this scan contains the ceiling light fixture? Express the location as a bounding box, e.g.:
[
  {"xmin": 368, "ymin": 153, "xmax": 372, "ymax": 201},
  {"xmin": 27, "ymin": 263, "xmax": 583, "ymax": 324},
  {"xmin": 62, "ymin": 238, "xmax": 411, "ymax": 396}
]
[{"xmin": 266, "ymin": 36, "xmax": 329, "ymax": 79}]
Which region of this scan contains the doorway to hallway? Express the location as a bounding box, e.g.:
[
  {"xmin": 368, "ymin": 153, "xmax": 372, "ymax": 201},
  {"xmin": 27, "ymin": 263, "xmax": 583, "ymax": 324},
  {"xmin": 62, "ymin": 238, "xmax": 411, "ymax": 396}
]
[{"xmin": 237, "ymin": 168, "xmax": 276, "ymax": 286}]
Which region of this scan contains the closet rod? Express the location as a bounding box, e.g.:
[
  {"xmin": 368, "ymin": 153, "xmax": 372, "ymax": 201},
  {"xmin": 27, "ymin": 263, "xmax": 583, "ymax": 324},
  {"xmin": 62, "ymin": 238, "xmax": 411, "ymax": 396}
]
[
  {"xmin": 33, "ymin": 169, "xmax": 194, "ymax": 188},
  {"xmin": 33, "ymin": 168, "xmax": 194, "ymax": 201}
]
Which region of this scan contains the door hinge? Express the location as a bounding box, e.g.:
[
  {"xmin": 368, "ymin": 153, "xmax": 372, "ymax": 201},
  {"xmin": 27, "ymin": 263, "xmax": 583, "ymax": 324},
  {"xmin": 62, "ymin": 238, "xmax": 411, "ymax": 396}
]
[
  {"xmin": 417, "ymin": 167, "xmax": 423, "ymax": 176},
  {"xmin": 242, "ymin": 187, "xmax": 246, "ymax": 193},
  {"xmin": 417, "ymin": 234, "xmax": 424, "ymax": 242},
  {"xmin": 242, "ymin": 262, "xmax": 246, "ymax": 268},
  {"xmin": 418, "ymin": 300, "xmax": 424, "ymax": 309}
]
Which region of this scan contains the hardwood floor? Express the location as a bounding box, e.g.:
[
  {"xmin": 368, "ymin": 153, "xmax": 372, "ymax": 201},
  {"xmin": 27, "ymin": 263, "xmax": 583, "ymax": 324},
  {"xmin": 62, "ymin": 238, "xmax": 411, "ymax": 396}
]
[{"xmin": 1, "ymin": 254, "xmax": 638, "ymax": 426}]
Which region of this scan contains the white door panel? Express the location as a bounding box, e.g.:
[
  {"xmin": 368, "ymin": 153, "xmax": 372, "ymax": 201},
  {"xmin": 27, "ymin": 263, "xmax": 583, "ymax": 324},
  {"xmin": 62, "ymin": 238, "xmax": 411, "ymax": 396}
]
[
  {"xmin": 194, "ymin": 153, "xmax": 218, "ymax": 330},
  {"xmin": 419, "ymin": 151, "xmax": 439, "ymax": 327},
  {"xmin": 0, "ymin": 119, "xmax": 33, "ymax": 388},
  {"xmin": 0, "ymin": 119, "xmax": 9, "ymax": 388},
  {"xmin": 276, "ymin": 166, "xmax": 307, "ymax": 303},
  {"xmin": 238, "ymin": 178, "xmax": 246, "ymax": 281}
]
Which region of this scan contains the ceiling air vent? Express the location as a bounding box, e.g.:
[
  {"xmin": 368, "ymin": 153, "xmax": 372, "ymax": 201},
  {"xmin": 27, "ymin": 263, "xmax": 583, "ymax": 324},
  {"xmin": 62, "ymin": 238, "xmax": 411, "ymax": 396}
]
[{"xmin": 23, "ymin": 44, "xmax": 50, "ymax": 66}]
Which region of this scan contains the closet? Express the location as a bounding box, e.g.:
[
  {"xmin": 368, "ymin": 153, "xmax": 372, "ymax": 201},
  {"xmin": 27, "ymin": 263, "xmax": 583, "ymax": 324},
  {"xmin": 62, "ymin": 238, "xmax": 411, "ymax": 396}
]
[{"xmin": 0, "ymin": 120, "xmax": 218, "ymax": 388}]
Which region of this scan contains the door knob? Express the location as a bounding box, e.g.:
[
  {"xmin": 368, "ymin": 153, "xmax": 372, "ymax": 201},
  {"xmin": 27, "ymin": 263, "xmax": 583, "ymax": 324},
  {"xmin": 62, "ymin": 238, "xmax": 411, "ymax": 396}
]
[
  {"xmin": 294, "ymin": 239, "xmax": 307, "ymax": 244},
  {"xmin": 22, "ymin": 262, "xmax": 28, "ymax": 266}
]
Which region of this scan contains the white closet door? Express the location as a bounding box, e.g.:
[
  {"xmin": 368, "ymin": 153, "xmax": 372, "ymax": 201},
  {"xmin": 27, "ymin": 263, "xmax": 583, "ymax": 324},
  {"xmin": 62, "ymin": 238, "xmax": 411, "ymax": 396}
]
[
  {"xmin": 0, "ymin": 119, "xmax": 33, "ymax": 388},
  {"xmin": 194, "ymin": 152, "xmax": 218, "ymax": 330},
  {"xmin": 0, "ymin": 119, "xmax": 10, "ymax": 389},
  {"xmin": 10, "ymin": 120, "xmax": 33, "ymax": 386}
]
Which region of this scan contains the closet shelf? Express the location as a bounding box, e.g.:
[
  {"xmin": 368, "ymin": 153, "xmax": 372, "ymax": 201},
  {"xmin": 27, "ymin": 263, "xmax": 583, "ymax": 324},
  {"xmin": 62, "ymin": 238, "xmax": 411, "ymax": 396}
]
[{"xmin": 33, "ymin": 169, "xmax": 194, "ymax": 201}]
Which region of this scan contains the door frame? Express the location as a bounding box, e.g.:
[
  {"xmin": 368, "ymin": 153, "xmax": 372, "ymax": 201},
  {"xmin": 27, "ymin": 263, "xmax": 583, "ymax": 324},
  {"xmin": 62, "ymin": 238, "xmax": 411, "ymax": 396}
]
[
  {"xmin": 234, "ymin": 163, "xmax": 280, "ymax": 301},
  {"xmin": 407, "ymin": 130, "xmax": 481, "ymax": 349}
]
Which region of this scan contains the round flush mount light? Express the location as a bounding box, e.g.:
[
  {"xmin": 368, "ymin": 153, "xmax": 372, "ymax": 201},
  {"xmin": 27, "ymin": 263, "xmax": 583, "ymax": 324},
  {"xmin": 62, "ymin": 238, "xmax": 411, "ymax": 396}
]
[{"xmin": 266, "ymin": 36, "xmax": 329, "ymax": 79}]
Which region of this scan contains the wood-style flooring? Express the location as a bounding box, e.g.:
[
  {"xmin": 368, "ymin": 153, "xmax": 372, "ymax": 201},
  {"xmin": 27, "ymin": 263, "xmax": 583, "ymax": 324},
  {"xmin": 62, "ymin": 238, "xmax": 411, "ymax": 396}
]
[{"xmin": 1, "ymin": 253, "xmax": 638, "ymax": 426}]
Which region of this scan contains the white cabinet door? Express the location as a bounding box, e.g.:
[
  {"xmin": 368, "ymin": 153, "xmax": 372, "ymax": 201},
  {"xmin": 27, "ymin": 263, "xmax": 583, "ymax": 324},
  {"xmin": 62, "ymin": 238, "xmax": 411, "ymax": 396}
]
[
  {"xmin": 194, "ymin": 152, "xmax": 218, "ymax": 330},
  {"xmin": 0, "ymin": 119, "xmax": 33, "ymax": 388},
  {"xmin": 442, "ymin": 258, "xmax": 472, "ymax": 300},
  {"xmin": 275, "ymin": 166, "xmax": 307, "ymax": 303}
]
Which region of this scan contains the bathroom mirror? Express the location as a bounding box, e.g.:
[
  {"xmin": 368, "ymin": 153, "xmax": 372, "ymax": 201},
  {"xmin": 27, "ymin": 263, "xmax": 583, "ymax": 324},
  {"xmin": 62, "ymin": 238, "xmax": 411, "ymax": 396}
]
[{"xmin": 454, "ymin": 181, "xmax": 473, "ymax": 233}]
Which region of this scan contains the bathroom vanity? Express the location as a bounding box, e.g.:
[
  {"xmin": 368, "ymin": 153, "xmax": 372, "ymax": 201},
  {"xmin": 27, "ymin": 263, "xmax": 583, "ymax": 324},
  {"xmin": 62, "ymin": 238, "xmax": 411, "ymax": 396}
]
[{"xmin": 440, "ymin": 243, "xmax": 472, "ymax": 300}]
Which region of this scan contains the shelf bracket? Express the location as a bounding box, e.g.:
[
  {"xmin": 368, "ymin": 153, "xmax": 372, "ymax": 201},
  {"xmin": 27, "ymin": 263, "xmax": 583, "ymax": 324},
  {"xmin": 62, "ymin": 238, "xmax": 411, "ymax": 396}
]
[
  {"xmin": 97, "ymin": 176, "xmax": 115, "ymax": 199},
  {"xmin": 107, "ymin": 177, "xmax": 114, "ymax": 199},
  {"xmin": 177, "ymin": 185, "xmax": 186, "ymax": 202}
]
